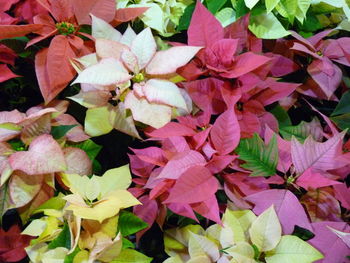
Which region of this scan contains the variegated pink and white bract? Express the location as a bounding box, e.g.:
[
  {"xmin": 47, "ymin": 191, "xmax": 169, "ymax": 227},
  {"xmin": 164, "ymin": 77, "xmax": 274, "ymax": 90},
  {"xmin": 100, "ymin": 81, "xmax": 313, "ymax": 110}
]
[{"xmin": 73, "ymin": 15, "xmax": 202, "ymax": 129}]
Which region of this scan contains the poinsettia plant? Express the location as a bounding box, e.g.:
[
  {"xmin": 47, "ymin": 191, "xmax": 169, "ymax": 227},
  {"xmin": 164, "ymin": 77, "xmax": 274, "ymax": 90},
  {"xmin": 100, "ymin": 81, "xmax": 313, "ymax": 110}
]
[{"xmin": 0, "ymin": 0, "xmax": 350, "ymax": 262}]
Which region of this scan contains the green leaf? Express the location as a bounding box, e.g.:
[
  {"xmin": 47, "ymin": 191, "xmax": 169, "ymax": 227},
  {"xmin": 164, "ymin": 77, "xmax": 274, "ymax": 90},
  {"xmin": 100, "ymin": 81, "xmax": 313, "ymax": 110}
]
[
  {"xmin": 84, "ymin": 176, "xmax": 100, "ymax": 201},
  {"xmin": 236, "ymin": 0, "xmax": 250, "ymax": 17},
  {"xmin": 332, "ymin": 91, "xmax": 350, "ymax": 116},
  {"xmin": 249, "ymin": 206, "xmax": 282, "ymax": 252},
  {"xmin": 111, "ymin": 249, "xmax": 152, "ymax": 263},
  {"xmin": 177, "ymin": 3, "xmax": 196, "ymax": 31},
  {"xmin": 236, "ymin": 133, "xmax": 278, "ymax": 177},
  {"xmin": 118, "ymin": 211, "xmax": 148, "ymax": 236},
  {"xmin": 266, "ymin": 0, "xmax": 280, "ymax": 13},
  {"xmin": 310, "ymin": 2, "xmax": 340, "ymax": 14},
  {"xmin": 222, "ymin": 209, "xmax": 246, "ymax": 243},
  {"xmin": 48, "ymin": 223, "xmax": 71, "ymax": 249},
  {"xmin": 292, "ymin": 225, "xmax": 315, "ymax": 241},
  {"xmin": 270, "ymin": 104, "xmax": 292, "ymax": 128},
  {"xmin": 265, "ymin": 235, "xmax": 323, "ymax": 263},
  {"xmin": 249, "ymin": 12, "xmax": 290, "ymax": 39},
  {"xmin": 64, "ymin": 246, "xmax": 80, "ymax": 263},
  {"xmin": 215, "ymin": 8, "xmax": 236, "ymax": 27},
  {"xmin": 279, "ymin": 0, "xmax": 298, "ymax": 23},
  {"xmin": 244, "ymin": 0, "xmax": 259, "ymax": 9},
  {"xmin": 330, "ymin": 113, "xmax": 350, "ymax": 132},
  {"xmin": 51, "ymin": 125, "xmax": 77, "ymax": 140},
  {"xmin": 122, "ymin": 238, "xmax": 135, "ymax": 249},
  {"xmin": 8, "ymin": 139, "xmax": 26, "ymax": 151},
  {"xmin": 295, "ymin": 0, "xmax": 311, "ymax": 22},
  {"xmin": 32, "ymin": 194, "xmax": 66, "ymax": 215},
  {"xmin": 298, "ymin": 12, "xmax": 322, "ymax": 32},
  {"xmin": 313, "ymin": 0, "xmax": 350, "ymax": 19},
  {"xmin": 0, "ymin": 183, "xmax": 12, "ymax": 222},
  {"xmin": 73, "ymin": 139, "xmax": 102, "ymax": 162},
  {"xmin": 207, "ymin": 0, "xmax": 227, "ymax": 13},
  {"xmin": 92, "ymin": 159, "xmax": 102, "ymax": 174},
  {"xmin": 279, "ymin": 119, "xmax": 322, "ymax": 142},
  {"xmin": 85, "ymin": 106, "xmax": 113, "ymax": 137}
]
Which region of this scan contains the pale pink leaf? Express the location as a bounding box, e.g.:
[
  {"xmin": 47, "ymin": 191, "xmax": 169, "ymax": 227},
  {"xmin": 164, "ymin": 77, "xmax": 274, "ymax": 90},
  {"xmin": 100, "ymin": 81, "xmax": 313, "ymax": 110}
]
[
  {"xmin": 120, "ymin": 25, "xmax": 137, "ymax": 47},
  {"xmin": 0, "ymin": 110, "xmax": 26, "ymax": 124},
  {"xmin": 145, "ymin": 46, "xmax": 202, "ymax": 75},
  {"xmin": 121, "ymin": 49, "xmax": 138, "ymax": 72},
  {"xmin": 95, "ymin": 39, "xmax": 130, "ymax": 60},
  {"xmin": 9, "ymin": 172, "xmax": 43, "ymax": 208},
  {"xmin": 63, "ymin": 147, "xmax": 92, "ymax": 176},
  {"xmin": 112, "ymin": 102, "xmax": 141, "ymax": 139},
  {"xmin": 143, "ymin": 79, "xmax": 187, "ymax": 110},
  {"xmin": 91, "ymin": 14, "xmax": 122, "ymax": 41},
  {"xmin": 72, "ymin": 58, "xmax": 131, "ymax": 86},
  {"xmin": 124, "ymin": 91, "xmax": 172, "ymax": 128},
  {"xmin": 54, "ymin": 114, "xmax": 90, "ymax": 142},
  {"xmin": 68, "ymin": 90, "xmax": 111, "ymax": 108},
  {"xmin": 130, "ymin": 27, "xmax": 156, "ymax": 70},
  {"xmin": 9, "ymin": 134, "xmax": 67, "ymax": 175}
]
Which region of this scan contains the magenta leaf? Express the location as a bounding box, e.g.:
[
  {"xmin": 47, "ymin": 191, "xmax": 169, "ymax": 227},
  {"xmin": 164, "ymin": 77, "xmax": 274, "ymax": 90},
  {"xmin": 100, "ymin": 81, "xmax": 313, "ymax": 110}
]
[
  {"xmin": 291, "ymin": 131, "xmax": 346, "ymax": 174},
  {"xmin": 164, "ymin": 166, "xmax": 218, "ymax": 204},
  {"xmin": 187, "ymin": 1, "xmax": 224, "ymax": 47},
  {"xmin": 191, "ymin": 195, "xmax": 221, "ymax": 224},
  {"xmin": 245, "ymin": 189, "xmax": 312, "ymax": 234},
  {"xmin": 333, "ymin": 183, "xmax": 350, "ymax": 210},
  {"xmin": 145, "ymin": 122, "xmax": 196, "ymax": 138},
  {"xmin": 220, "ymin": 52, "xmax": 271, "ymax": 78},
  {"xmin": 296, "ymin": 168, "xmax": 341, "ymax": 190},
  {"xmin": 131, "ymin": 147, "xmax": 167, "ymax": 167},
  {"xmin": 157, "ymin": 150, "xmax": 206, "ymax": 179},
  {"xmin": 309, "ymin": 221, "xmax": 350, "ymax": 263},
  {"xmin": 210, "ymin": 109, "xmax": 240, "ymax": 155}
]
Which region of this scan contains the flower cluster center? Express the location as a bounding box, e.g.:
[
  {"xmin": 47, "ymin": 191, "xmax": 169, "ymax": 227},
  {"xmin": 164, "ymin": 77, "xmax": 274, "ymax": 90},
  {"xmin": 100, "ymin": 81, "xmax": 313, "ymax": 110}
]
[{"xmin": 55, "ymin": 22, "xmax": 75, "ymax": 35}]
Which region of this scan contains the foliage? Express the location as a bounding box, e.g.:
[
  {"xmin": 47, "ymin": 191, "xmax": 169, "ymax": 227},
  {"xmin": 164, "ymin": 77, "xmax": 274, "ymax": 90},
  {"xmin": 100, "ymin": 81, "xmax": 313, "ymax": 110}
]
[
  {"xmin": 0, "ymin": 0, "xmax": 350, "ymax": 262},
  {"xmin": 164, "ymin": 206, "xmax": 323, "ymax": 263}
]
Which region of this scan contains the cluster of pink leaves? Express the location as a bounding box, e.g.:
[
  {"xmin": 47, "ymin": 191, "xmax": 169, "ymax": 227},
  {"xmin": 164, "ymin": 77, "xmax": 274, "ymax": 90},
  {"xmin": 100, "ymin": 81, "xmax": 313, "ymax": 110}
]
[
  {"xmin": 0, "ymin": 0, "xmax": 148, "ymax": 103},
  {"xmin": 0, "ymin": 100, "xmax": 95, "ymax": 261},
  {"xmin": 127, "ymin": 2, "xmax": 350, "ymax": 261},
  {"xmin": 0, "ymin": 100, "xmax": 92, "ymax": 214},
  {"xmin": 0, "ymin": 0, "xmax": 47, "ymax": 83}
]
